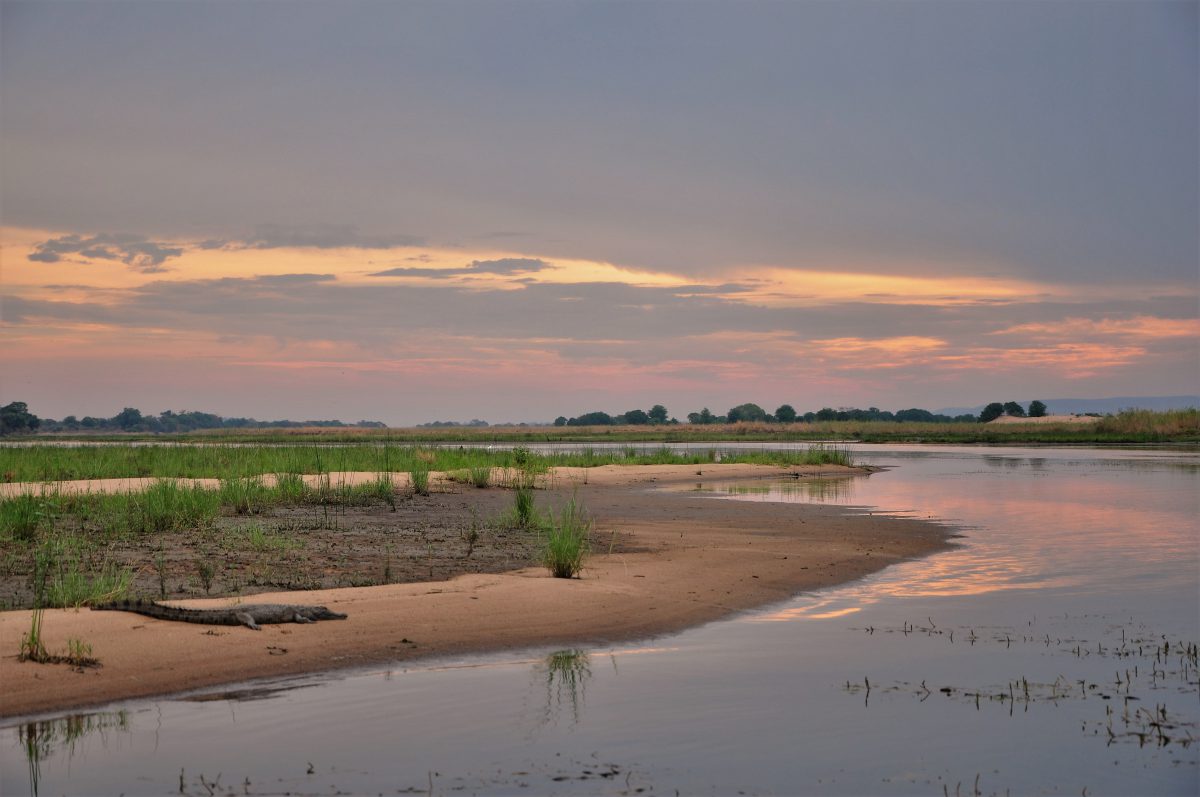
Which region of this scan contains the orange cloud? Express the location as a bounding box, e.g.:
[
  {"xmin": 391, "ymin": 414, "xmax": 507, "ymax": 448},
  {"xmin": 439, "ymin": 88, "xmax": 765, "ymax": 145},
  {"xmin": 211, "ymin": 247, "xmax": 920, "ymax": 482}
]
[
  {"xmin": 990, "ymin": 316, "xmax": 1200, "ymax": 340},
  {"xmin": 794, "ymin": 334, "xmax": 1146, "ymax": 379}
]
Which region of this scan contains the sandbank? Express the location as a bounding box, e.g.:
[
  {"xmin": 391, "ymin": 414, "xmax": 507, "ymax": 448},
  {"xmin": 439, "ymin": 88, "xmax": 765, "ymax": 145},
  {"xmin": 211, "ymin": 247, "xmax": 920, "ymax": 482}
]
[{"xmin": 0, "ymin": 463, "xmax": 952, "ymax": 718}]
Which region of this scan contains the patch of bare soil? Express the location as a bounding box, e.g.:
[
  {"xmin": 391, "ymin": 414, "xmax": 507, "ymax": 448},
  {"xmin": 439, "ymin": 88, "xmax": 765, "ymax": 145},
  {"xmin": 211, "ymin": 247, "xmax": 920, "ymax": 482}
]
[{"xmin": 0, "ymin": 486, "xmax": 641, "ymax": 610}]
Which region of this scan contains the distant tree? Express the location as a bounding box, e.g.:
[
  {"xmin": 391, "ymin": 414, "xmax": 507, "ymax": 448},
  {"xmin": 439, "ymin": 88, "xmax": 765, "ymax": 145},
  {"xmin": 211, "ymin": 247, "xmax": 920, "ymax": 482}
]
[
  {"xmin": 567, "ymin": 411, "xmax": 615, "ymax": 426},
  {"xmin": 687, "ymin": 407, "xmax": 718, "ymax": 425},
  {"xmin": 774, "ymin": 404, "xmax": 797, "ymax": 423},
  {"xmin": 623, "ymin": 409, "xmax": 651, "ymax": 425},
  {"xmin": 727, "ymin": 403, "xmax": 768, "ymax": 423},
  {"xmin": 112, "ymin": 407, "xmax": 144, "ymax": 430},
  {"xmin": 953, "ymin": 414, "xmax": 979, "ymax": 423},
  {"xmin": 0, "ymin": 402, "xmax": 40, "ymax": 435},
  {"xmin": 815, "ymin": 407, "xmax": 838, "ymax": 422},
  {"xmin": 895, "ymin": 408, "xmax": 936, "ymax": 423},
  {"xmin": 1028, "ymin": 400, "xmax": 1047, "ymax": 417},
  {"xmin": 979, "ymin": 402, "xmax": 1005, "ymax": 423},
  {"xmin": 553, "ymin": 416, "xmax": 568, "ymax": 427},
  {"xmin": 648, "ymin": 404, "xmax": 669, "ymax": 424},
  {"xmin": 1003, "ymin": 401, "xmax": 1026, "ymax": 417}
]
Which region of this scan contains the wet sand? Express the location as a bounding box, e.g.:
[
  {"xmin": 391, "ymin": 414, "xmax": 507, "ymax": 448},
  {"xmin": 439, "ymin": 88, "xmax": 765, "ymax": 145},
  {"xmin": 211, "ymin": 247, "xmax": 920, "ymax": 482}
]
[{"xmin": 0, "ymin": 464, "xmax": 953, "ymax": 718}]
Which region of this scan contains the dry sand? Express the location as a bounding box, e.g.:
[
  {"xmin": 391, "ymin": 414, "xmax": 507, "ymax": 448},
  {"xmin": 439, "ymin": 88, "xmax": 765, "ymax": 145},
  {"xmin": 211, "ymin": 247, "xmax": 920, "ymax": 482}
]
[{"xmin": 0, "ymin": 464, "xmax": 953, "ymax": 718}]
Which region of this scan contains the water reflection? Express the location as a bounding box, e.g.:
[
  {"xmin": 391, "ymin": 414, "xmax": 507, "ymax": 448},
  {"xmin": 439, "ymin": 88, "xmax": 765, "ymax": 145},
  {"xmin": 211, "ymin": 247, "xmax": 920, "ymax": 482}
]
[
  {"xmin": 698, "ymin": 456, "xmax": 1199, "ymax": 612},
  {"xmin": 694, "ymin": 475, "xmax": 860, "ymax": 504},
  {"xmin": 533, "ymin": 649, "xmax": 593, "ymax": 729},
  {"xmin": 19, "ymin": 711, "xmax": 130, "ymax": 797}
]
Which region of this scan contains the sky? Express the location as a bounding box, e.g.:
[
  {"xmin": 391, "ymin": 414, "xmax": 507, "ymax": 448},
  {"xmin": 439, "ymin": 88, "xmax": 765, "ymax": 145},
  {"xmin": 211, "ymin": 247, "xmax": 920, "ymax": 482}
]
[{"xmin": 1, "ymin": 0, "xmax": 1197, "ymax": 425}]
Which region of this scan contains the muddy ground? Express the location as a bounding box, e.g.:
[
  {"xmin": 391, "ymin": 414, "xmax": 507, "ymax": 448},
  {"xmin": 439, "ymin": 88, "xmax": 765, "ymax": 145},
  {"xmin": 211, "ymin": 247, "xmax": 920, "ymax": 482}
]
[{"xmin": 0, "ymin": 485, "xmax": 640, "ymax": 610}]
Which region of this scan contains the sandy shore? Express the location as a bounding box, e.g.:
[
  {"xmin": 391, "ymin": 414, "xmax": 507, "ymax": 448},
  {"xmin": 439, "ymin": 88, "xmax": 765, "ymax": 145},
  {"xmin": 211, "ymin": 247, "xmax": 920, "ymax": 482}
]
[{"xmin": 0, "ymin": 464, "xmax": 953, "ymax": 719}]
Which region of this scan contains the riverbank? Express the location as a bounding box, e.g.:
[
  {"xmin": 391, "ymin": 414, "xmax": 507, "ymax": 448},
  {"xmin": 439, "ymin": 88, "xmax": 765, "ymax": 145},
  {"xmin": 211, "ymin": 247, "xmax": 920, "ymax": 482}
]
[{"xmin": 0, "ymin": 464, "xmax": 953, "ymax": 718}]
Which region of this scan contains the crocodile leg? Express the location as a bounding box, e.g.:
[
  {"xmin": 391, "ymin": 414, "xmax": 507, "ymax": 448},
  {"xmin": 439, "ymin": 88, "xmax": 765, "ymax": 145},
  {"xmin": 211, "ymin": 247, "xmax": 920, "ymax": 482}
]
[{"xmin": 234, "ymin": 611, "xmax": 261, "ymax": 630}]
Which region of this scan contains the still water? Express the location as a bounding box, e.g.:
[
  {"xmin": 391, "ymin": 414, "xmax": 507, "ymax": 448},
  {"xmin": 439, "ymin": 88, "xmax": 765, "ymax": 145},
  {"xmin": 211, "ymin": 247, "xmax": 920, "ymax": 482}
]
[{"xmin": 3, "ymin": 446, "xmax": 1197, "ymax": 795}]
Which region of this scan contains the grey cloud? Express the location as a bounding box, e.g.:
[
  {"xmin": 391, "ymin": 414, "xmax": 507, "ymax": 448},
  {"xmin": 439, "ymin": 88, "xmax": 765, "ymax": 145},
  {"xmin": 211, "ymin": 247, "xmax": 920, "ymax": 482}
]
[
  {"xmin": 27, "ymin": 233, "xmax": 183, "ymax": 272},
  {"xmin": 6, "ymin": 3, "xmax": 1193, "ymax": 286},
  {"xmin": 196, "ymin": 225, "xmax": 422, "ymax": 251},
  {"xmin": 12, "ymin": 273, "xmax": 1186, "ymax": 358},
  {"xmin": 467, "ymin": 258, "xmax": 549, "ymax": 274},
  {"xmin": 95, "ymin": 275, "xmax": 1189, "ymax": 353},
  {"xmin": 244, "ymin": 224, "xmax": 422, "ymax": 250},
  {"xmin": 369, "ymin": 258, "xmax": 550, "ymax": 278}
]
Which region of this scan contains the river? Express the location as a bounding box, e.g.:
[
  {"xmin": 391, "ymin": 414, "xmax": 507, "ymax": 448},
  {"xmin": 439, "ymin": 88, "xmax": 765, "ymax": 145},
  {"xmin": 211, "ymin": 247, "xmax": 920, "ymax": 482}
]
[{"xmin": 3, "ymin": 445, "xmax": 1197, "ymax": 795}]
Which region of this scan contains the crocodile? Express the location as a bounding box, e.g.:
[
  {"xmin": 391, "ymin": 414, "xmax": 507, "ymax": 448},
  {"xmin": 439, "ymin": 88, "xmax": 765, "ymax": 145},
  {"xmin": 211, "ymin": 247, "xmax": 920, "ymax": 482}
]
[{"xmin": 92, "ymin": 599, "xmax": 348, "ymax": 630}]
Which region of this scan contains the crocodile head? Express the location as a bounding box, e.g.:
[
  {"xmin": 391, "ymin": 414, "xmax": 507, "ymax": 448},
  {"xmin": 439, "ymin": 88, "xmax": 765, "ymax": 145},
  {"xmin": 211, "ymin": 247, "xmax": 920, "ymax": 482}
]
[{"xmin": 303, "ymin": 606, "xmax": 348, "ymax": 621}]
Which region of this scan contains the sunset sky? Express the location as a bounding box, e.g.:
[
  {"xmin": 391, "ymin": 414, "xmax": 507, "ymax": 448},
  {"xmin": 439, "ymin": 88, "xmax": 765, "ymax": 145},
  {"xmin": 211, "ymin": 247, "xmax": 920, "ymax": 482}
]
[{"xmin": 2, "ymin": 1, "xmax": 1197, "ymax": 425}]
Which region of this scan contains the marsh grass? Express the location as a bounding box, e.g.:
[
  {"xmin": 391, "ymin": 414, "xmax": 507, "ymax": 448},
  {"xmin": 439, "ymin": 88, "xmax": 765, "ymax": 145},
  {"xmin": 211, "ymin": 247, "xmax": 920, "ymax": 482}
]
[
  {"xmin": 468, "ymin": 466, "xmax": 492, "ymax": 488},
  {"xmin": 7, "ymin": 440, "xmax": 883, "ymax": 484},
  {"xmin": 120, "ymin": 480, "xmax": 220, "ymax": 535},
  {"xmin": 541, "ymin": 496, "xmax": 592, "ymax": 578},
  {"xmin": 1096, "ymin": 408, "xmax": 1200, "ymax": 438},
  {"xmin": 218, "ymin": 476, "xmax": 272, "ymax": 515},
  {"xmin": 410, "ymin": 468, "xmax": 430, "ymax": 496},
  {"xmin": 273, "ymin": 471, "xmax": 308, "ymax": 502},
  {"xmin": 239, "ymin": 523, "xmax": 295, "ymax": 553},
  {"xmin": 0, "ymin": 493, "xmax": 49, "ymax": 541},
  {"xmin": 17, "ymin": 607, "xmax": 48, "ymax": 663},
  {"xmin": 514, "ymin": 486, "xmax": 537, "ymax": 528},
  {"xmin": 36, "ymin": 537, "xmax": 132, "ymax": 608},
  {"xmin": 366, "ymin": 473, "xmax": 397, "ymax": 509}
]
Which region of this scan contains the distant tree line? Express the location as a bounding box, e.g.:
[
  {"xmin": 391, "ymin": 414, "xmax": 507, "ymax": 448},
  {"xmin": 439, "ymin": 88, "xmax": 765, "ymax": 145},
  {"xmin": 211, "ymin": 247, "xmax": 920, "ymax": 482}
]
[
  {"xmin": 417, "ymin": 419, "xmax": 490, "ymax": 428},
  {"xmin": 551, "ymin": 401, "xmax": 1048, "ymax": 426},
  {"xmin": 0, "ymin": 402, "xmax": 386, "ymax": 435},
  {"xmin": 555, "ymin": 405, "xmax": 673, "ymax": 427}
]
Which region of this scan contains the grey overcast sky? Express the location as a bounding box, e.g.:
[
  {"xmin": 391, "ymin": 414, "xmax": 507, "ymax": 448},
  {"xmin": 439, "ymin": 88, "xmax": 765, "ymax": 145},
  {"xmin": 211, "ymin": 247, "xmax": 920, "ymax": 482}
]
[{"xmin": 2, "ymin": 1, "xmax": 1197, "ymax": 423}]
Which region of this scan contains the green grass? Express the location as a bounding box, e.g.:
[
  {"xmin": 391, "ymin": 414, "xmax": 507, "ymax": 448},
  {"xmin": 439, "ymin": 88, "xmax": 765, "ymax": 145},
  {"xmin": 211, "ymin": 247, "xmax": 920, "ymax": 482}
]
[
  {"xmin": 410, "ymin": 468, "xmax": 430, "ymax": 496},
  {"xmin": 0, "ymin": 440, "xmax": 869, "ymax": 484},
  {"xmin": 17, "ymin": 607, "xmax": 48, "ymax": 662},
  {"xmin": 30, "ymin": 536, "xmax": 132, "ymax": 608},
  {"xmin": 218, "ymin": 476, "xmax": 273, "ymax": 515},
  {"xmin": 365, "ymin": 473, "xmax": 397, "ymax": 509},
  {"xmin": 468, "ymin": 466, "xmax": 492, "ymax": 488},
  {"xmin": 239, "ymin": 523, "xmax": 297, "ymax": 553},
  {"xmin": 540, "ymin": 496, "xmax": 592, "ymax": 579},
  {"xmin": 273, "ymin": 471, "xmax": 308, "ymax": 502},
  {"xmin": 122, "ymin": 480, "xmax": 222, "ymax": 535},
  {"xmin": 0, "ymin": 494, "xmax": 48, "ymax": 541},
  {"xmin": 513, "ymin": 485, "xmax": 537, "ymax": 528}
]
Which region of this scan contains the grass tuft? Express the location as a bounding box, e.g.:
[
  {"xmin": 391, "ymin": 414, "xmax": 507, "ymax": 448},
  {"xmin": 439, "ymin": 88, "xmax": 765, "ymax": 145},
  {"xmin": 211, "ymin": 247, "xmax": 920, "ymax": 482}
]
[
  {"xmin": 410, "ymin": 468, "xmax": 430, "ymax": 496},
  {"xmin": 0, "ymin": 493, "xmax": 50, "ymax": 541},
  {"xmin": 541, "ymin": 496, "xmax": 591, "ymax": 579},
  {"xmin": 469, "ymin": 466, "xmax": 492, "ymax": 488}
]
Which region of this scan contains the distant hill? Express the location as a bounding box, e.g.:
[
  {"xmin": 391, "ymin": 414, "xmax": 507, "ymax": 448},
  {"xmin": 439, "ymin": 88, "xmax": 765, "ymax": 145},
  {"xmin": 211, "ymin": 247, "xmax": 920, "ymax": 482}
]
[{"xmin": 937, "ymin": 395, "xmax": 1199, "ymax": 417}]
